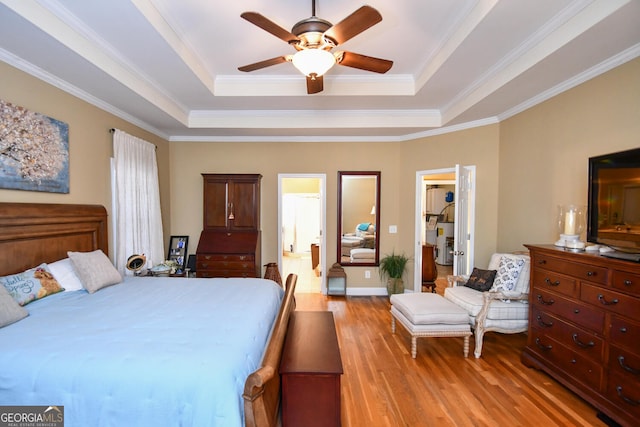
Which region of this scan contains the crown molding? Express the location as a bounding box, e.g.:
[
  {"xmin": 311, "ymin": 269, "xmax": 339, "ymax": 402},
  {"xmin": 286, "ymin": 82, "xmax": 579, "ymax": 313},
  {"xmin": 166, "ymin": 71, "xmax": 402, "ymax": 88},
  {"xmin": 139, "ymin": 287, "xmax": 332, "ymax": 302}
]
[{"xmin": 0, "ymin": 48, "xmax": 170, "ymax": 139}]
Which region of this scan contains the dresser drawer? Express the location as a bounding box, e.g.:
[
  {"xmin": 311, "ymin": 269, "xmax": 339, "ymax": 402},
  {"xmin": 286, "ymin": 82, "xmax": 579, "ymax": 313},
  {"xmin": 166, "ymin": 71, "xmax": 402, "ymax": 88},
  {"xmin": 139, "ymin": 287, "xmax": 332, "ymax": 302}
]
[
  {"xmin": 605, "ymin": 372, "xmax": 640, "ymax": 420},
  {"xmin": 531, "ymin": 306, "xmax": 604, "ymax": 362},
  {"xmin": 197, "ymin": 269, "xmax": 255, "ymax": 278},
  {"xmin": 532, "ymin": 268, "xmax": 578, "ymax": 297},
  {"xmin": 533, "ymin": 254, "xmax": 608, "ymax": 285},
  {"xmin": 581, "ymin": 283, "xmax": 640, "ymax": 318},
  {"xmin": 609, "ymin": 315, "xmax": 640, "ymax": 351},
  {"xmin": 198, "ymin": 260, "xmax": 254, "ymax": 270},
  {"xmin": 198, "ymin": 254, "xmax": 255, "ymax": 262},
  {"xmin": 528, "ymin": 330, "xmax": 603, "ymax": 391},
  {"xmin": 532, "ymin": 288, "xmax": 605, "ymax": 333},
  {"xmin": 608, "ymin": 344, "xmax": 640, "ymax": 380},
  {"xmin": 612, "ymin": 269, "xmax": 640, "ymax": 297}
]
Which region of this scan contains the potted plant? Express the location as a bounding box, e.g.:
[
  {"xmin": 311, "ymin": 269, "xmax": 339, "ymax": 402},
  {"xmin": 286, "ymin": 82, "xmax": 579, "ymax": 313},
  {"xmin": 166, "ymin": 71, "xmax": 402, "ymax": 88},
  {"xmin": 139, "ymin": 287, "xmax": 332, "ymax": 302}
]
[{"xmin": 379, "ymin": 251, "xmax": 410, "ymax": 295}]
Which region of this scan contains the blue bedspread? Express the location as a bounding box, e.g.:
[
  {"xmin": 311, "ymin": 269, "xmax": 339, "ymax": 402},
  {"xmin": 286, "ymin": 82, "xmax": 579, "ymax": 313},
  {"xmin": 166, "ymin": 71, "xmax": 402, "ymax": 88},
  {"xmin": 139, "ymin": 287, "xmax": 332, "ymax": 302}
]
[{"xmin": 0, "ymin": 277, "xmax": 284, "ymax": 427}]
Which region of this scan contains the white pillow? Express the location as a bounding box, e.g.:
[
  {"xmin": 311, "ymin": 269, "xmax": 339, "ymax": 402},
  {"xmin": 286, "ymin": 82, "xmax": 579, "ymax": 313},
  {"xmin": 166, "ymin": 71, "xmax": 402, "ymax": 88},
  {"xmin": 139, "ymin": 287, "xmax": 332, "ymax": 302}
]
[
  {"xmin": 48, "ymin": 258, "xmax": 85, "ymax": 292},
  {"xmin": 68, "ymin": 250, "xmax": 122, "ymax": 293},
  {"xmin": 0, "ymin": 284, "xmax": 28, "ymax": 327},
  {"xmin": 490, "ymin": 255, "xmax": 526, "ymax": 293}
]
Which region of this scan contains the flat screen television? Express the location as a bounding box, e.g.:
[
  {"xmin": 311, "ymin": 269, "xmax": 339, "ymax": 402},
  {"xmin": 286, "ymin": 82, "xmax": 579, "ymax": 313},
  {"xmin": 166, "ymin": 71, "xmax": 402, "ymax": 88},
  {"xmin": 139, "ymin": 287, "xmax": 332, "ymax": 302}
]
[{"xmin": 587, "ymin": 147, "xmax": 640, "ymax": 261}]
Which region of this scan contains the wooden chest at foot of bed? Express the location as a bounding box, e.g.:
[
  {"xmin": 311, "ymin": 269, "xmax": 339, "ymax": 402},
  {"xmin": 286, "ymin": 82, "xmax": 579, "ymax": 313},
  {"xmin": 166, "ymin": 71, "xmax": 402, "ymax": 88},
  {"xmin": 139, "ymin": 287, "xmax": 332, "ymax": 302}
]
[
  {"xmin": 280, "ymin": 311, "xmax": 343, "ymax": 427},
  {"xmin": 196, "ymin": 230, "xmax": 261, "ymax": 278}
]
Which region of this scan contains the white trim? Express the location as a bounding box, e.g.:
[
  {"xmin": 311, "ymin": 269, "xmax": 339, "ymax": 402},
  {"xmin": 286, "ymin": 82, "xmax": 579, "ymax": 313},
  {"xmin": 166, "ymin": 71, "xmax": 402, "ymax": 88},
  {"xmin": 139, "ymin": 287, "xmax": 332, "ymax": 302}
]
[{"xmin": 346, "ymin": 287, "xmax": 389, "ymax": 297}]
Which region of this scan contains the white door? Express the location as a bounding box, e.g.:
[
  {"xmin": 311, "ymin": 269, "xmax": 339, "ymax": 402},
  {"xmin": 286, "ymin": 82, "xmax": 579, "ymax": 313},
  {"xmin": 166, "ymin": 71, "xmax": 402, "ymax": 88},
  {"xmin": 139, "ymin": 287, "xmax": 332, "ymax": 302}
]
[{"xmin": 453, "ymin": 165, "xmax": 475, "ymax": 276}]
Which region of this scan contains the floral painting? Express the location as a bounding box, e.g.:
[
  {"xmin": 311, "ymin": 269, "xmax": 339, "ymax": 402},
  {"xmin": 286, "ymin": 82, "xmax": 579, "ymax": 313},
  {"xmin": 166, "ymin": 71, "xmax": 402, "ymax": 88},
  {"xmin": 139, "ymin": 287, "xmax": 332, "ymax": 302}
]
[{"xmin": 0, "ymin": 99, "xmax": 69, "ymax": 193}]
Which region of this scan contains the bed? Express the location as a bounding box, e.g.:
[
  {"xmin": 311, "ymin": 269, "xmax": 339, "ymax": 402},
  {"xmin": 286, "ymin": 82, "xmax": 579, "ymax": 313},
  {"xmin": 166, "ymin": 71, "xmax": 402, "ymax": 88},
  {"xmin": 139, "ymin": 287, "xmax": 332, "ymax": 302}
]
[{"xmin": 0, "ymin": 202, "xmax": 296, "ymax": 427}]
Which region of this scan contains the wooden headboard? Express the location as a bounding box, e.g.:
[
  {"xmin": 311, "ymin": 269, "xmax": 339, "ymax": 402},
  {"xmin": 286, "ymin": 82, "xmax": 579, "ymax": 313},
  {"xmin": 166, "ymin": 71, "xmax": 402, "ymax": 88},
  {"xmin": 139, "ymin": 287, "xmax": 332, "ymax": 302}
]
[{"xmin": 0, "ymin": 202, "xmax": 108, "ymax": 276}]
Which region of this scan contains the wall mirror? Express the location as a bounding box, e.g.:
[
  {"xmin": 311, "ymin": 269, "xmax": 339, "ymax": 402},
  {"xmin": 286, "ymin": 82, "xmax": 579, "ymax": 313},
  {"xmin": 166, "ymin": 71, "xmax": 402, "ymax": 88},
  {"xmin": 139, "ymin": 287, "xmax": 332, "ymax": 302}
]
[{"xmin": 337, "ymin": 171, "xmax": 381, "ymax": 266}]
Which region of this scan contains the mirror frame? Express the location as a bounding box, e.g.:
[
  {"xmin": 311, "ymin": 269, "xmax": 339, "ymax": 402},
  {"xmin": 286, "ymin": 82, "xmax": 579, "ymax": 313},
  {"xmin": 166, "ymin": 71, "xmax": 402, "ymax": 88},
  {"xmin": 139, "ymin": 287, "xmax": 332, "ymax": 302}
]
[{"xmin": 337, "ymin": 171, "xmax": 381, "ymax": 266}]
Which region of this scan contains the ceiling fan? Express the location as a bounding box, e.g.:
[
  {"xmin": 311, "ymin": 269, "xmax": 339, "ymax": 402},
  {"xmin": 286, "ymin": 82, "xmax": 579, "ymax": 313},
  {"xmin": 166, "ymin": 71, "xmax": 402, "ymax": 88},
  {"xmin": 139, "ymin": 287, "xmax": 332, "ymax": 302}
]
[{"xmin": 238, "ymin": 0, "xmax": 393, "ymax": 94}]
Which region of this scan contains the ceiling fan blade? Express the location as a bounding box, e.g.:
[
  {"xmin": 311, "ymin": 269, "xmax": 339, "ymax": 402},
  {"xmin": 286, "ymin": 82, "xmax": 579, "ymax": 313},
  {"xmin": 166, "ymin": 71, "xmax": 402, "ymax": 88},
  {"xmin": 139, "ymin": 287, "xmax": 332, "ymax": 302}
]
[
  {"xmin": 306, "ymin": 75, "xmax": 324, "ymax": 94},
  {"xmin": 323, "ymin": 6, "xmax": 382, "ymax": 45},
  {"xmin": 238, "ymin": 56, "xmax": 288, "ymax": 72},
  {"xmin": 241, "ymin": 12, "xmax": 300, "ymax": 44},
  {"xmin": 336, "ymin": 51, "xmax": 393, "ymax": 74}
]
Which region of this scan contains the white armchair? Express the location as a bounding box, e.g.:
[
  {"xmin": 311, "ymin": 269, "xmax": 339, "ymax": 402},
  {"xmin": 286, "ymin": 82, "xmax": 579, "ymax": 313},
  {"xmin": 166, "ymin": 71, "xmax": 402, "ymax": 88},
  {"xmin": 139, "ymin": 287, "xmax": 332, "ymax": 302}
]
[{"xmin": 443, "ymin": 252, "xmax": 530, "ymax": 358}]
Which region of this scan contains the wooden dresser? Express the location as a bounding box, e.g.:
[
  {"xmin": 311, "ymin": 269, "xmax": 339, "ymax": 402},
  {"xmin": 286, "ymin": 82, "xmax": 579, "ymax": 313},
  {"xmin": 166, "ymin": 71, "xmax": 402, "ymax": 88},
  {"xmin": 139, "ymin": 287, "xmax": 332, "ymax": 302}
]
[
  {"xmin": 196, "ymin": 174, "xmax": 261, "ymax": 278},
  {"xmin": 523, "ymin": 245, "xmax": 640, "ymax": 427}
]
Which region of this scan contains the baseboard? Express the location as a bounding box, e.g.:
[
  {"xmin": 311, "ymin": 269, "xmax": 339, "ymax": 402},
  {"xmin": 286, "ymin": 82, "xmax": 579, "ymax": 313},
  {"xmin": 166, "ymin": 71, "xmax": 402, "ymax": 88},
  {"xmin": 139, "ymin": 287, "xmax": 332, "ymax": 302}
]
[{"xmin": 346, "ymin": 287, "xmax": 389, "ymax": 296}]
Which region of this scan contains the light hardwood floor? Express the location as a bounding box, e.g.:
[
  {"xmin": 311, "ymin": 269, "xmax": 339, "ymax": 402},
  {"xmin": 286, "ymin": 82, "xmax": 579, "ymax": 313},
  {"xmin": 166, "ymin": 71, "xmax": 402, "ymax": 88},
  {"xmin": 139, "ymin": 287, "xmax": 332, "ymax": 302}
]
[{"xmin": 293, "ymin": 280, "xmax": 609, "ymax": 426}]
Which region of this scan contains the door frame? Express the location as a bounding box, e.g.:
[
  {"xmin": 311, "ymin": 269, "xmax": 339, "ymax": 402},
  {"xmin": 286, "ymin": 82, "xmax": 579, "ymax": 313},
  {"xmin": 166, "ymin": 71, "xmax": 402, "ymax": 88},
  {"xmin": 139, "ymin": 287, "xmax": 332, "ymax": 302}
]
[
  {"xmin": 278, "ymin": 173, "xmax": 327, "ymax": 294},
  {"xmin": 413, "ymin": 166, "xmax": 476, "ymax": 292}
]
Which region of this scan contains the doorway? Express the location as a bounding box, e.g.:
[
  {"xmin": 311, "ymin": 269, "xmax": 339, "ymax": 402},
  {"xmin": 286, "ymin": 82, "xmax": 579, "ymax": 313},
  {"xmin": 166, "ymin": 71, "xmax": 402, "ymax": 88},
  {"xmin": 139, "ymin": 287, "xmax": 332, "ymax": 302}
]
[
  {"xmin": 278, "ymin": 174, "xmax": 326, "ymax": 294},
  {"xmin": 413, "ymin": 166, "xmax": 476, "ymax": 292}
]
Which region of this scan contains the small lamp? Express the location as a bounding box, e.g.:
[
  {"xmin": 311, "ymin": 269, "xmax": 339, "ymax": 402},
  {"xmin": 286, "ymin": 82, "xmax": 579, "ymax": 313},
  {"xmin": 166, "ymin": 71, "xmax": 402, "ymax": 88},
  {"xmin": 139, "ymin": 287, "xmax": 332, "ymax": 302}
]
[
  {"xmin": 327, "ymin": 263, "xmax": 347, "ymax": 296},
  {"xmin": 555, "ymin": 204, "xmax": 586, "ymax": 250}
]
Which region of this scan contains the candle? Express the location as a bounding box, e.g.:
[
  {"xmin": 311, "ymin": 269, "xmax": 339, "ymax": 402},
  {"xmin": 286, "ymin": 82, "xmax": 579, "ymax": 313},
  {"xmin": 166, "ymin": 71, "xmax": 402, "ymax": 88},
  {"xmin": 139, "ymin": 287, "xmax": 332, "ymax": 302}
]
[{"xmin": 564, "ymin": 211, "xmax": 576, "ymax": 235}]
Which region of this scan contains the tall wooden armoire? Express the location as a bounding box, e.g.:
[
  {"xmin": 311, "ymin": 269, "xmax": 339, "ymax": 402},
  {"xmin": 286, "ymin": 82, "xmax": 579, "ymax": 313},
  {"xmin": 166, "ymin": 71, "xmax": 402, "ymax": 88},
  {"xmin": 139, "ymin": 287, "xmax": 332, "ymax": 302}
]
[{"xmin": 196, "ymin": 174, "xmax": 261, "ymax": 278}]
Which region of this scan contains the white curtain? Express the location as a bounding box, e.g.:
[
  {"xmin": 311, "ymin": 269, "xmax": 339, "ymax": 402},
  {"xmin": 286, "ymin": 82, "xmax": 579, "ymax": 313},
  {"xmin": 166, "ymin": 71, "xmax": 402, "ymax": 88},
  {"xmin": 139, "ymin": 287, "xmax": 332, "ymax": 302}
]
[{"xmin": 112, "ymin": 130, "xmax": 164, "ymax": 275}]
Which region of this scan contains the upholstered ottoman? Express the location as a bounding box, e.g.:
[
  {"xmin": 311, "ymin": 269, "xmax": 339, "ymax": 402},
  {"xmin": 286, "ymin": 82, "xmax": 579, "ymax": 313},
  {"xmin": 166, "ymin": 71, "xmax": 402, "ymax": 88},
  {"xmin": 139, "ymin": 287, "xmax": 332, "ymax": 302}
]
[
  {"xmin": 350, "ymin": 248, "xmax": 375, "ymax": 262},
  {"xmin": 341, "ymin": 237, "xmax": 362, "ymax": 257},
  {"xmin": 390, "ymin": 293, "xmax": 472, "ymax": 358}
]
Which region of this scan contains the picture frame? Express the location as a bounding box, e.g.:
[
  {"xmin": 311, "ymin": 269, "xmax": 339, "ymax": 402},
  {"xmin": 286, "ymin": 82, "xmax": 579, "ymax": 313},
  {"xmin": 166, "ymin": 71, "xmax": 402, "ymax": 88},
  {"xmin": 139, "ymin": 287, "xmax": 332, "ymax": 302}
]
[
  {"xmin": 0, "ymin": 99, "xmax": 70, "ymax": 193},
  {"xmin": 167, "ymin": 236, "xmax": 189, "ymax": 272}
]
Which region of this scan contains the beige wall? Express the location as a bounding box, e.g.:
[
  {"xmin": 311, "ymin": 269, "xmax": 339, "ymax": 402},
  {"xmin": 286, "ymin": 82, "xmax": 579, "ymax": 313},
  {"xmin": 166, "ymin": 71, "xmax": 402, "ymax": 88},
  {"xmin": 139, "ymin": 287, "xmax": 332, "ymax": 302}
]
[
  {"xmin": 401, "ymin": 125, "xmax": 501, "ymax": 281},
  {"xmin": 282, "ymin": 177, "xmax": 320, "ymax": 193},
  {"xmin": 0, "ymin": 61, "xmax": 172, "ymax": 251},
  {"xmin": 2, "ymin": 56, "xmax": 638, "ymax": 292},
  {"xmin": 497, "ymin": 57, "xmax": 640, "ymax": 252},
  {"xmin": 169, "ymin": 141, "xmax": 402, "ymax": 287}
]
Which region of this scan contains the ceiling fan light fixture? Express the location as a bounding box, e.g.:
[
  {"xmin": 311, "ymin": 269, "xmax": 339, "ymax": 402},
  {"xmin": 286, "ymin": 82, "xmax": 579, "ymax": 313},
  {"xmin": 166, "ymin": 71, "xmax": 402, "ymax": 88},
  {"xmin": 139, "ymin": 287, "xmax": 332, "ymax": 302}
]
[{"xmin": 292, "ymin": 48, "xmax": 335, "ymax": 78}]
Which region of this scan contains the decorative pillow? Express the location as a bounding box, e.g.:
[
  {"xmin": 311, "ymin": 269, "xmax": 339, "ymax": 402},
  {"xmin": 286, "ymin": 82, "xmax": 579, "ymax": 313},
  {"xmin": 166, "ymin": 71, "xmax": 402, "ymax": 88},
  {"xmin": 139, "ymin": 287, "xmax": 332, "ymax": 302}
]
[
  {"xmin": 490, "ymin": 255, "xmax": 526, "ymax": 293},
  {"xmin": 68, "ymin": 250, "xmax": 123, "ymax": 293},
  {"xmin": 0, "ymin": 264, "xmax": 64, "ymax": 306},
  {"xmin": 48, "ymin": 258, "xmax": 85, "ymax": 292},
  {"xmin": 357, "ymin": 222, "xmax": 371, "ymax": 232},
  {"xmin": 464, "ymin": 268, "xmax": 497, "ymax": 292},
  {"xmin": 0, "ymin": 284, "xmax": 28, "ymax": 327}
]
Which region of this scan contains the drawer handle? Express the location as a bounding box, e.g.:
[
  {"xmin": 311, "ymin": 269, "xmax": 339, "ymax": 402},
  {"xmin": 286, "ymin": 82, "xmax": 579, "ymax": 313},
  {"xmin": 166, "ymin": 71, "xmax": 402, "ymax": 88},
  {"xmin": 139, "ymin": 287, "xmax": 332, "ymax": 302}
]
[
  {"xmin": 544, "ymin": 278, "xmax": 560, "ymax": 286},
  {"xmin": 571, "ymin": 333, "xmax": 595, "ymax": 349},
  {"xmin": 618, "ymin": 356, "xmax": 640, "ymax": 375},
  {"xmin": 573, "ymin": 308, "xmax": 580, "ymax": 314},
  {"xmin": 535, "ymin": 338, "xmax": 552, "ymax": 351},
  {"xmin": 586, "ymin": 271, "xmax": 595, "ymax": 277},
  {"xmin": 537, "ymin": 259, "xmax": 547, "ymax": 265},
  {"xmin": 623, "ymin": 279, "xmax": 633, "ymax": 286},
  {"xmin": 597, "ymin": 294, "xmax": 619, "ymax": 305},
  {"xmin": 616, "ymin": 386, "xmax": 640, "ymax": 406},
  {"xmin": 619, "ymin": 327, "xmax": 628, "ymax": 333},
  {"xmin": 536, "ymin": 294, "xmax": 554, "ymax": 305},
  {"xmin": 536, "ymin": 315, "xmax": 553, "ymax": 328}
]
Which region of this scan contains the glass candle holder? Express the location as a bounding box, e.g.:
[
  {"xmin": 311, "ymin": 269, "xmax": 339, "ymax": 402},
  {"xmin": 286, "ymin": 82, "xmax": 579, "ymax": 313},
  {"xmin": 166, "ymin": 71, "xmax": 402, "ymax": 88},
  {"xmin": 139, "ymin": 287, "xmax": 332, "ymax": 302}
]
[{"xmin": 555, "ymin": 204, "xmax": 586, "ymax": 248}]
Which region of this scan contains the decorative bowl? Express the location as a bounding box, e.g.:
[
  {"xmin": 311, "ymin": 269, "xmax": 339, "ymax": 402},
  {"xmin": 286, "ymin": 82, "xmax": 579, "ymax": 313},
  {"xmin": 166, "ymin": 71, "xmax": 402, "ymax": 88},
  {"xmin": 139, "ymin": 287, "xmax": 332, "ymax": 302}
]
[{"xmin": 150, "ymin": 265, "xmax": 171, "ymax": 277}]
